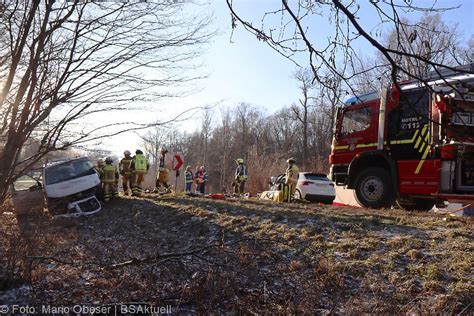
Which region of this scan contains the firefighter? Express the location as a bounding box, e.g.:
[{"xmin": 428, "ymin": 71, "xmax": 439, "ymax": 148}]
[
  {"xmin": 284, "ymin": 158, "xmax": 299, "ymax": 202},
  {"xmin": 130, "ymin": 149, "xmax": 149, "ymax": 197},
  {"xmin": 154, "ymin": 148, "xmax": 171, "ymax": 194},
  {"xmin": 184, "ymin": 165, "xmax": 194, "ymax": 193},
  {"xmin": 234, "ymin": 158, "xmax": 248, "ymax": 195},
  {"xmin": 119, "ymin": 150, "xmax": 133, "ymax": 196},
  {"xmin": 195, "ymin": 166, "xmax": 208, "ymax": 195},
  {"xmin": 95, "ymin": 159, "xmax": 105, "ymax": 180},
  {"xmin": 94, "ymin": 159, "xmax": 105, "ymax": 201},
  {"xmin": 103, "ymin": 157, "xmax": 119, "ymax": 202}
]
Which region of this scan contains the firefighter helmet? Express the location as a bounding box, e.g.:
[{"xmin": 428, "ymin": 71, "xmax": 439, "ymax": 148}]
[
  {"xmin": 287, "ymin": 158, "xmax": 296, "ymax": 164},
  {"xmin": 236, "ymin": 158, "xmax": 244, "ymax": 164},
  {"xmin": 124, "ymin": 150, "xmax": 131, "ymax": 156},
  {"xmin": 136, "ymin": 149, "xmax": 143, "ymax": 155},
  {"xmin": 105, "ymin": 157, "xmax": 113, "ymax": 164},
  {"xmin": 97, "ymin": 159, "xmax": 104, "ymax": 166},
  {"xmin": 200, "ymin": 165, "xmax": 205, "ymax": 170}
]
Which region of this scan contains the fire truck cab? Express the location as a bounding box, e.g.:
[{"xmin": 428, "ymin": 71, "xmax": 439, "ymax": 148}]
[{"xmin": 329, "ymin": 64, "xmax": 474, "ymax": 210}]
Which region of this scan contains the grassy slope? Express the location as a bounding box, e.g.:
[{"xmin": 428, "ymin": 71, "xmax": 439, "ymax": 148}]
[{"xmin": 0, "ymin": 195, "xmax": 473, "ymax": 313}]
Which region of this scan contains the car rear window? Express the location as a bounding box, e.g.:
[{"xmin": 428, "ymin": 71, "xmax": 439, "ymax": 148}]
[{"xmin": 303, "ymin": 173, "xmax": 330, "ymax": 181}]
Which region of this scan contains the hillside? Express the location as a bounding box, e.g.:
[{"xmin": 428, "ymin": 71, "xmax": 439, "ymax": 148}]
[{"xmin": 1, "ymin": 195, "xmax": 473, "ymax": 314}]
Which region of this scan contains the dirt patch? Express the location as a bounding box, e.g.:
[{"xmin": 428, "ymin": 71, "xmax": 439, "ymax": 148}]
[{"xmin": 1, "ymin": 195, "xmax": 473, "ymax": 313}]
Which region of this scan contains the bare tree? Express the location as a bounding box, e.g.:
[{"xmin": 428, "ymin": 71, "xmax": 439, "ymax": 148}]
[
  {"xmin": 141, "ymin": 126, "xmax": 174, "ymax": 177},
  {"xmin": 217, "ymin": 108, "xmax": 231, "ymax": 190},
  {"xmin": 460, "ymin": 35, "xmax": 474, "ymax": 64},
  {"xmin": 271, "ymin": 108, "xmax": 298, "ymax": 158},
  {"xmin": 200, "ymin": 108, "xmax": 213, "ymax": 167},
  {"xmin": 382, "ymin": 14, "xmax": 466, "ymax": 80},
  {"xmin": 226, "ymin": 1, "xmax": 473, "ymax": 95},
  {"xmin": 291, "ymin": 68, "xmax": 314, "ymax": 169},
  {"xmin": 347, "ymin": 55, "xmax": 382, "ymax": 94},
  {"xmin": 0, "ymin": 0, "xmax": 212, "ymax": 203}
]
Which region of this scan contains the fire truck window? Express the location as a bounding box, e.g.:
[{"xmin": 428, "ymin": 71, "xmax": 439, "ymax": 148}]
[
  {"xmin": 341, "ymin": 107, "xmax": 372, "ymax": 135},
  {"xmin": 398, "ymin": 89, "xmax": 429, "ymax": 129}
]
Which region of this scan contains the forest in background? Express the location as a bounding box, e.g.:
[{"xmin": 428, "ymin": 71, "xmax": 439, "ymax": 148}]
[
  {"xmin": 142, "ymin": 97, "xmax": 333, "ymax": 194},
  {"xmin": 139, "ymin": 11, "xmax": 472, "ymax": 194}
]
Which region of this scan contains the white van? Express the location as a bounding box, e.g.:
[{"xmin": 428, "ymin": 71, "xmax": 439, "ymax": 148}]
[{"xmin": 11, "ymin": 157, "xmax": 102, "ymax": 217}]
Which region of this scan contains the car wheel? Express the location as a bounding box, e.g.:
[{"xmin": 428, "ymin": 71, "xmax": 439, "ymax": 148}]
[
  {"xmin": 295, "ymin": 189, "xmax": 303, "ymax": 200},
  {"xmin": 354, "ymin": 167, "xmax": 394, "ymax": 209}
]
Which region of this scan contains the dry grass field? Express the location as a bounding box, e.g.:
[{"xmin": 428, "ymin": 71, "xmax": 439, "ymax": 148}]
[{"xmin": 1, "ymin": 195, "xmax": 473, "ymax": 314}]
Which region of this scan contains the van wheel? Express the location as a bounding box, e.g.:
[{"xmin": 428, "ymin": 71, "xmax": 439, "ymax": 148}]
[
  {"xmin": 397, "ymin": 198, "xmax": 434, "ymax": 211},
  {"xmin": 354, "ymin": 167, "xmax": 394, "ymax": 209},
  {"xmin": 47, "ymin": 198, "xmax": 66, "ymax": 215}
]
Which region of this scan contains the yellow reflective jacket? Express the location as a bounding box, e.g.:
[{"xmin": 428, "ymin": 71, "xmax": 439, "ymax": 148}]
[
  {"xmin": 235, "ymin": 164, "xmax": 248, "ymax": 182},
  {"xmin": 285, "ymin": 164, "xmax": 299, "ymax": 185},
  {"xmin": 119, "ymin": 157, "xmax": 133, "ymax": 175},
  {"xmin": 133, "ymin": 154, "xmax": 147, "ymax": 172},
  {"xmin": 103, "ymin": 164, "xmax": 118, "ymax": 183}
]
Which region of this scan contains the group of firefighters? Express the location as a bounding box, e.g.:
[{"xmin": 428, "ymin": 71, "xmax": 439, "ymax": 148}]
[
  {"xmin": 95, "ymin": 149, "xmax": 149, "ymax": 202},
  {"xmin": 95, "ymin": 147, "xmax": 300, "ymax": 203}
]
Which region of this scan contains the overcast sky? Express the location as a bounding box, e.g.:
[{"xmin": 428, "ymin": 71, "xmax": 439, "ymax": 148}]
[{"xmin": 98, "ymin": 0, "xmax": 474, "ymax": 157}]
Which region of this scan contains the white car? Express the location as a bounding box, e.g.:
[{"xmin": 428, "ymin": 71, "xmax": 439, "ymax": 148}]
[
  {"xmin": 295, "ymin": 172, "xmax": 336, "ymax": 204},
  {"xmin": 269, "ymin": 172, "xmax": 336, "ymax": 204}
]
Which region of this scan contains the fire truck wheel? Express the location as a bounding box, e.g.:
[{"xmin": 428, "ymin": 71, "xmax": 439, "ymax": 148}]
[
  {"xmin": 354, "ymin": 167, "xmax": 394, "ymax": 209},
  {"xmin": 396, "ymin": 198, "xmax": 435, "ymax": 211}
]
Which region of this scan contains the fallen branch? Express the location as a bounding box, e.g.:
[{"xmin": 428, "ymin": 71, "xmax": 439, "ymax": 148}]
[
  {"xmin": 107, "ymin": 237, "xmax": 281, "ymax": 269},
  {"xmin": 23, "ymin": 237, "xmax": 285, "ymax": 283},
  {"xmin": 107, "ymin": 243, "xmax": 221, "ymax": 269}
]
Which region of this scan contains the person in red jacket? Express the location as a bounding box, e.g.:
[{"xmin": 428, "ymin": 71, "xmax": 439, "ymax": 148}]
[{"xmin": 195, "ymin": 166, "xmax": 208, "ymax": 195}]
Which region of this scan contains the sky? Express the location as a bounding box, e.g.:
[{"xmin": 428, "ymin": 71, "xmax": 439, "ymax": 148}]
[{"xmin": 98, "ymin": 0, "xmax": 474, "ymax": 156}]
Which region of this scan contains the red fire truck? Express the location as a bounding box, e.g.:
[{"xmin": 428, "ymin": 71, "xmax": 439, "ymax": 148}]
[{"xmin": 329, "ymin": 64, "xmax": 474, "ymax": 210}]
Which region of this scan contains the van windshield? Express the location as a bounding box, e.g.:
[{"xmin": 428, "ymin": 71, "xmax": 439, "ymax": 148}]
[{"xmin": 45, "ymin": 158, "xmax": 96, "ymax": 185}]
